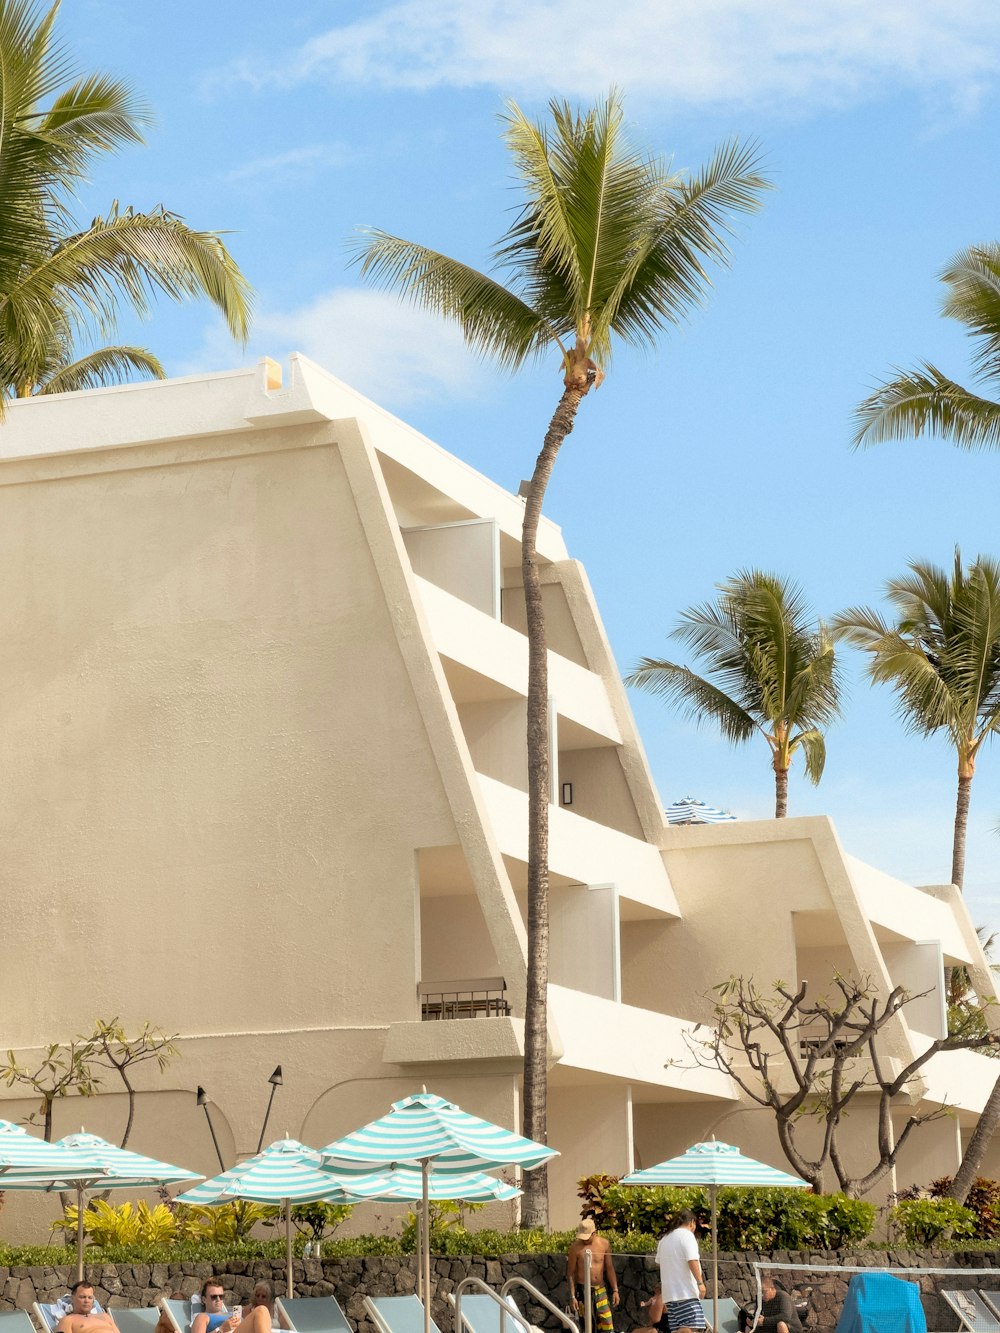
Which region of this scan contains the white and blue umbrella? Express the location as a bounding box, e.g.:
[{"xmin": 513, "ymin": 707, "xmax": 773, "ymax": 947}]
[
  {"xmin": 318, "ymin": 1091, "xmax": 555, "ymax": 1333},
  {"xmin": 176, "ymin": 1137, "xmax": 370, "ymax": 1298},
  {"xmin": 0, "ymin": 1129, "xmax": 201, "ymax": 1279},
  {"xmin": 666, "ymin": 797, "xmax": 737, "ymax": 825},
  {"xmin": 622, "ymin": 1140, "xmax": 808, "ymax": 1329}
]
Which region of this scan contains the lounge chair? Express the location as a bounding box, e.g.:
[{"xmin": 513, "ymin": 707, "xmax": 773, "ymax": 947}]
[
  {"xmin": 0, "ymin": 1314, "xmax": 38, "ymax": 1333},
  {"xmin": 447, "ymin": 1291, "xmax": 529, "ymax": 1333},
  {"xmin": 159, "ymin": 1302, "xmax": 191, "ymax": 1333},
  {"xmin": 981, "ymin": 1296, "xmax": 1000, "ymax": 1323},
  {"xmin": 113, "ymin": 1312, "xmax": 162, "ymax": 1333},
  {"xmin": 364, "ymin": 1295, "xmax": 445, "ymax": 1333},
  {"xmin": 701, "ymin": 1298, "xmax": 741, "ymax": 1333},
  {"xmin": 275, "ymin": 1298, "xmax": 352, "ymax": 1333},
  {"xmin": 942, "ymin": 1291, "xmax": 1000, "ymax": 1333}
]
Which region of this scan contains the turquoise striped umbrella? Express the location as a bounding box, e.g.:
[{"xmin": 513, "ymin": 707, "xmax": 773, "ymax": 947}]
[
  {"xmin": 338, "ymin": 1165, "xmax": 520, "ymax": 1203},
  {"xmin": 0, "ymin": 1121, "xmax": 106, "ymax": 1176},
  {"xmin": 622, "ymin": 1141, "xmax": 807, "ymax": 1330},
  {"xmin": 176, "ymin": 1137, "xmax": 377, "ymax": 1298},
  {"xmin": 318, "ymin": 1091, "xmax": 555, "ymax": 1333},
  {"xmin": 1, "ymin": 1129, "xmax": 201, "ymax": 1280}
]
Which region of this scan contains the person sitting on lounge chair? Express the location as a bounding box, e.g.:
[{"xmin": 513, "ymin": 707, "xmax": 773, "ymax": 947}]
[
  {"xmin": 192, "ymin": 1281, "xmax": 242, "ymax": 1333},
  {"xmin": 55, "ymin": 1282, "xmax": 118, "ymax": 1333},
  {"xmin": 738, "ymin": 1276, "xmax": 801, "ymax": 1333},
  {"xmin": 241, "ymin": 1282, "xmax": 291, "ymax": 1333}
]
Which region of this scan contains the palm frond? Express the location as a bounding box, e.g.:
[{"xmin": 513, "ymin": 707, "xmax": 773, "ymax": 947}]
[
  {"xmin": 940, "ymin": 244, "xmax": 1000, "ymax": 384},
  {"xmin": 37, "ymin": 343, "xmax": 165, "ymax": 395},
  {"xmin": 793, "ymin": 729, "xmax": 828, "ymax": 784},
  {"xmin": 830, "ymin": 607, "xmax": 894, "ymax": 649},
  {"xmin": 624, "ymin": 658, "xmax": 757, "ymax": 743},
  {"xmin": 853, "ymin": 362, "xmax": 1000, "ymax": 451},
  {"xmin": 348, "ymin": 229, "xmax": 556, "ymax": 372}
]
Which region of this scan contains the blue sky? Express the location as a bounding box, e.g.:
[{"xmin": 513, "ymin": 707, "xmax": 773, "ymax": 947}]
[{"xmin": 54, "ymin": 0, "xmax": 1000, "ymax": 928}]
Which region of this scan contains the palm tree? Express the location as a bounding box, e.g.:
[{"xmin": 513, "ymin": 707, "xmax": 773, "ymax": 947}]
[
  {"xmin": 626, "ymin": 570, "xmax": 840, "ymax": 817},
  {"xmin": 835, "ymin": 556, "xmax": 1000, "ymax": 1208},
  {"xmin": 349, "ymin": 91, "xmax": 769, "ymax": 1226},
  {"xmin": 10, "ymin": 298, "xmax": 165, "ymax": 396},
  {"xmin": 0, "ymin": 0, "xmax": 251, "ymax": 403},
  {"xmin": 832, "ymin": 551, "xmax": 1000, "ymax": 891},
  {"xmin": 854, "ymin": 245, "xmax": 1000, "ymax": 449}
]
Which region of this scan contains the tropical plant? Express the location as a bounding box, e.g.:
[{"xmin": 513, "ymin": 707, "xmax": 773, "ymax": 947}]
[
  {"xmin": 350, "ymin": 91, "xmax": 769, "ymax": 1224},
  {"xmin": 832, "ymin": 551, "xmax": 1000, "ymax": 891},
  {"xmin": 0, "ymin": 1038, "xmax": 100, "ymax": 1139},
  {"xmin": 854, "ymin": 245, "xmax": 1000, "ymax": 451},
  {"xmin": 0, "ymin": 0, "xmax": 251, "ymax": 402},
  {"xmin": 52, "ymin": 1198, "xmax": 183, "ymax": 1246},
  {"xmin": 87, "ymin": 1017, "xmax": 177, "ymax": 1149},
  {"xmin": 177, "ymin": 1200, "xmax": 278, "ymax": 1242},
  {"xmin": 890, "ymin": 1196, "xmax": 977, "ymax": 1246},
  {"xmin": 626, "ymin": 570, "xmax": 841, "ymax": 816},
  {"xmin": 281, "ymin": 1200, "xmax": 354, "ymax": 1243}
]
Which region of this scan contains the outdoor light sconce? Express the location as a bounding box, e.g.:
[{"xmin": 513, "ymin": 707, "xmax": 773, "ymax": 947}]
[
  {"xmin": 196, "ymin": 1085, "xmax": 226, "ymax": 1172},
  {"xmin": 561, "ymin": 782, "xmax": 573, "ymax": 805}
]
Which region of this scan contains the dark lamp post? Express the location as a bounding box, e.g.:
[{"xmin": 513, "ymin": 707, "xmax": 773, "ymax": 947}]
[{"xmin": 256, "ymin": 1065, "xmax": 283, "ymax": 1153}]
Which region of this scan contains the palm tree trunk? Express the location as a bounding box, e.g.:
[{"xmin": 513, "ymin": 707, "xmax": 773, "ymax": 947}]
[
  {"xmin": 520, "ymin": 383, "xmax": 585, "ymax": 1230},
  {"xmin": 948, "ymin": 1070, "xmax": 1000, "ymax": 1204},
  {"xmin": 952, "ymin": 769, "xmax": 973, "ymax": 890},
  {"xmin": 774, "ymin": 765, "xmax": 788, "ymax": 818}
]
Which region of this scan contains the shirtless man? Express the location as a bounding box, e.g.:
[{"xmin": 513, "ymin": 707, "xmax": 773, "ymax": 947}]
[
  {"xmin": 567, "ymin": 1218, "xmax": 620, "ymax": 1333},
  {"xmin": 55, "ymin": 1283, "xmax": 117, "ymax": 1333}
]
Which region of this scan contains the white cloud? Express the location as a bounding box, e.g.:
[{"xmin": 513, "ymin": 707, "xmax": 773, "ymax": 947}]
[
  {"xmin": 178, "ymin": 288, "xmax": 489, "ymax": 411},
  {"xmin": 226, "ymin": 142, "xmax": 355, "ymax": 185},
  {"xmin": 219, "ymin": 0, "xmax": 1000, "ymax": 113}
]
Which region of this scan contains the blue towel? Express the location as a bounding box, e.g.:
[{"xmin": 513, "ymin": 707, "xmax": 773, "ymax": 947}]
[{"xmin": 835, "ymin": 1273, "xmax": 927, "ymax": 1333}]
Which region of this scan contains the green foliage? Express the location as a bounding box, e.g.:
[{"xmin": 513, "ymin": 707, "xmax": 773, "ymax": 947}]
[
  {"xmin": 178, "ymin": 1201, "xmax": 279, "ymax": 1242},
  {"xmin": 577, "ymin": 1176, "xmax": 875, "ymax": 1249},
  {"xmin": 281, "ymin": 1201, "xmax": 354, "ymax": 1242},
  {"xmin": 891, "ymin": 1197, "xmax": 977, "ymax": 1246},
  {"xmin": 895, "ymin": 1176, "xmax": 1000, "ymax": 1239},
  {"xmin": 400, "ymin": 1199, "xmax": 486, "ymax": 1252},
  {"xmin": 52, "ymin": 1199, "xmax": 182, "ymax": 1246}
]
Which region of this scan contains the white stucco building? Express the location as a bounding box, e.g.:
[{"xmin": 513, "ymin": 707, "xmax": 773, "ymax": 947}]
[{"xmin": 1, "ymin": 355, "xmax": 997, "ymax": 1237}]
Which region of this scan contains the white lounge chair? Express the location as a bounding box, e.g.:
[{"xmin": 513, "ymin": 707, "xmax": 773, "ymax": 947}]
[
  {"xmin": 0, "ymin": 1314, "xmax": 38, "ymax": 1333},
  {"xmin": 364, "ymin": 1296, "xmax": 445, "ymax": 1333},
  {"xmin": 113, "ymin": 1312, "xmax": 162, "ymax": 1333},
  {"xmin": 942, "ymin": 1291, "xmax": 1000, "ymax": 1333},
  {"xmin": 701, "ymin": 1298, "xmax": 742, "ymax": 1333},
  {"xmin": 275, "ymin": 1298, "xmax": 351, "ymax": 1333},
  {"xmin": 448, "ymin": 1291, "xmax": 529, "ymax": 1333}
]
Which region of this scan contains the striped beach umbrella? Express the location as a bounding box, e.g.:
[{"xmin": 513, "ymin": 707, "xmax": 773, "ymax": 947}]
[
  {"xmin": 176, "ymin": 1137, "xmax": 371, "ymax": 1298},
  {"xmin": 1, "ymin": 1130, "xmax": 201, "ymax": 1280},
  {"xmin": 340, "ymin": 1164, "xmax": 521, "ymax": 1203},
  {"xmin": 622, "ymin": 1141, "xmax": 807, "ymax": 1330},
  {"xmin": 318, "ymin": 1092, "xmax": 555, "ymax": 1333},
  {"xmin": 665, "ymin": 797, "xmax": 737, "ymax": 825}
]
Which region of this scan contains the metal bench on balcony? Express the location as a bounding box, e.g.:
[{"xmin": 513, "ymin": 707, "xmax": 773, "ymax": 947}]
[{"xmin": 418, "ymin": 977, "xmax": 510, "ymax": 1021}]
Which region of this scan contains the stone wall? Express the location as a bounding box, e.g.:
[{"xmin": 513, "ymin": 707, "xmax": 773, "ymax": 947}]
[{"xmin": 1, "ymin": 1252, "xmax": 996, "ymax": 1333}]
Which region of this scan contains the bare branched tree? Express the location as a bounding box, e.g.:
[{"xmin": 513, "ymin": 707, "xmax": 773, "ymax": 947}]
[
  {"xmin": 692, "ymin": 974, "xmax": 1000, "ymax": 1198},
  {"xmin": 88, "ymin": 1017, "xmax": 177, "ymax": 1149}
]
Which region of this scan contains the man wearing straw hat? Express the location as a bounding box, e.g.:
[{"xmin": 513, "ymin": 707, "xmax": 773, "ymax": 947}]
[{"xmin": 568, "ymin": 1218, "xmax": 620, "ymax": 1332}]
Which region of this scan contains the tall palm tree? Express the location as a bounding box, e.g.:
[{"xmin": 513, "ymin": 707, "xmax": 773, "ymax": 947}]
[
  {"xmin": 626, "ymin": 571, "xmax": 840, "ymax": 817},
  {"xmin": 349, "ymin": 91, "xmax": 769, "ymax": 1225},
  {"xmin": 0, "ymin": 0, "xmax": 251, "ymax": 403},
  {"xmin": 836, "ymin": 557, "xmax": 1000, "ymax": 1208},
  {"xmin": 832, "ymin": 551, "xmax": 1000, "ymax": 891},
  {"xmin": 854, "ymin": 245, "xmax": 1000, "ymax": 449}
]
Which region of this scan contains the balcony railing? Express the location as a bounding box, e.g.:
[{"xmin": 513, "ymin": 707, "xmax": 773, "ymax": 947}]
[{"xmin": 418, "ymin": 976, "xmax": 510, "ymax": 1021}]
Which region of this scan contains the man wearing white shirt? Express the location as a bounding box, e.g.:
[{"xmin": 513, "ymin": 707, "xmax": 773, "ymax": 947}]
[{"xmin": 655, "ymin": 1211, "xmax": 707, "ymax": 1333}]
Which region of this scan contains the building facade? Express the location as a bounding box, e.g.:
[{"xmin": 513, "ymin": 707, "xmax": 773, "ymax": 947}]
[{"xmin": 0, "ymin": 356, "xmax": 996, "ymax": 1237}]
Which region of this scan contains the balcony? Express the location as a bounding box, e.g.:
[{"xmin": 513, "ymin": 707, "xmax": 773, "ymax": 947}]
[
  {"xmin": 477, "ymin": 774, "xmax": 680, "ymax": 918},
  {"xmin": 414, "ymin": 576, "xmax": 620, "ymax": 744},
  {"xmin": 418, "ymin": 976, "xmax": 511, "ymax": 1021}
]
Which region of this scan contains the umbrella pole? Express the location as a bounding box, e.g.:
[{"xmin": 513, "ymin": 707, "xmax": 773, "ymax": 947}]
[
  {"xmin": 422, "ymin": 1159, "xmax": 431, "ymax": 1333},
  {"xmin": 710, "ymin": 1184, "xmax": 718, "ymax": 1333},
  {"xmin": 285, "ymin": 1198, "xmax": 294, "ymax": 1299},
  {"xmin": 76, "ymin": 1184, "xmax": 85, "ymax": 1283}
]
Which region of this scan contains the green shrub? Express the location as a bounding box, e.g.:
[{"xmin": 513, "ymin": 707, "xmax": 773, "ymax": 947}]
[
  {"xmin": 576, "ymin": 1177, "xmax": 875, "ymax": 1250},
  {"xmin": 891, "ymin": 1197, "xmax": 977, "ymax": 1246}
]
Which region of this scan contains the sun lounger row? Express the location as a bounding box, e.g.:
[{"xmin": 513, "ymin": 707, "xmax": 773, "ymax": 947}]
[{"xmin": 942, "ymin": 1290, "xmax": 1000, "ymax": 1333}]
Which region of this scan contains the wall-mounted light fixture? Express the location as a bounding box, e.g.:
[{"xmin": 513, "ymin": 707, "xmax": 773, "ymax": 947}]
[{"xmin": 561, "ymin": 782, "xmax": 573, "ymax": 805}]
